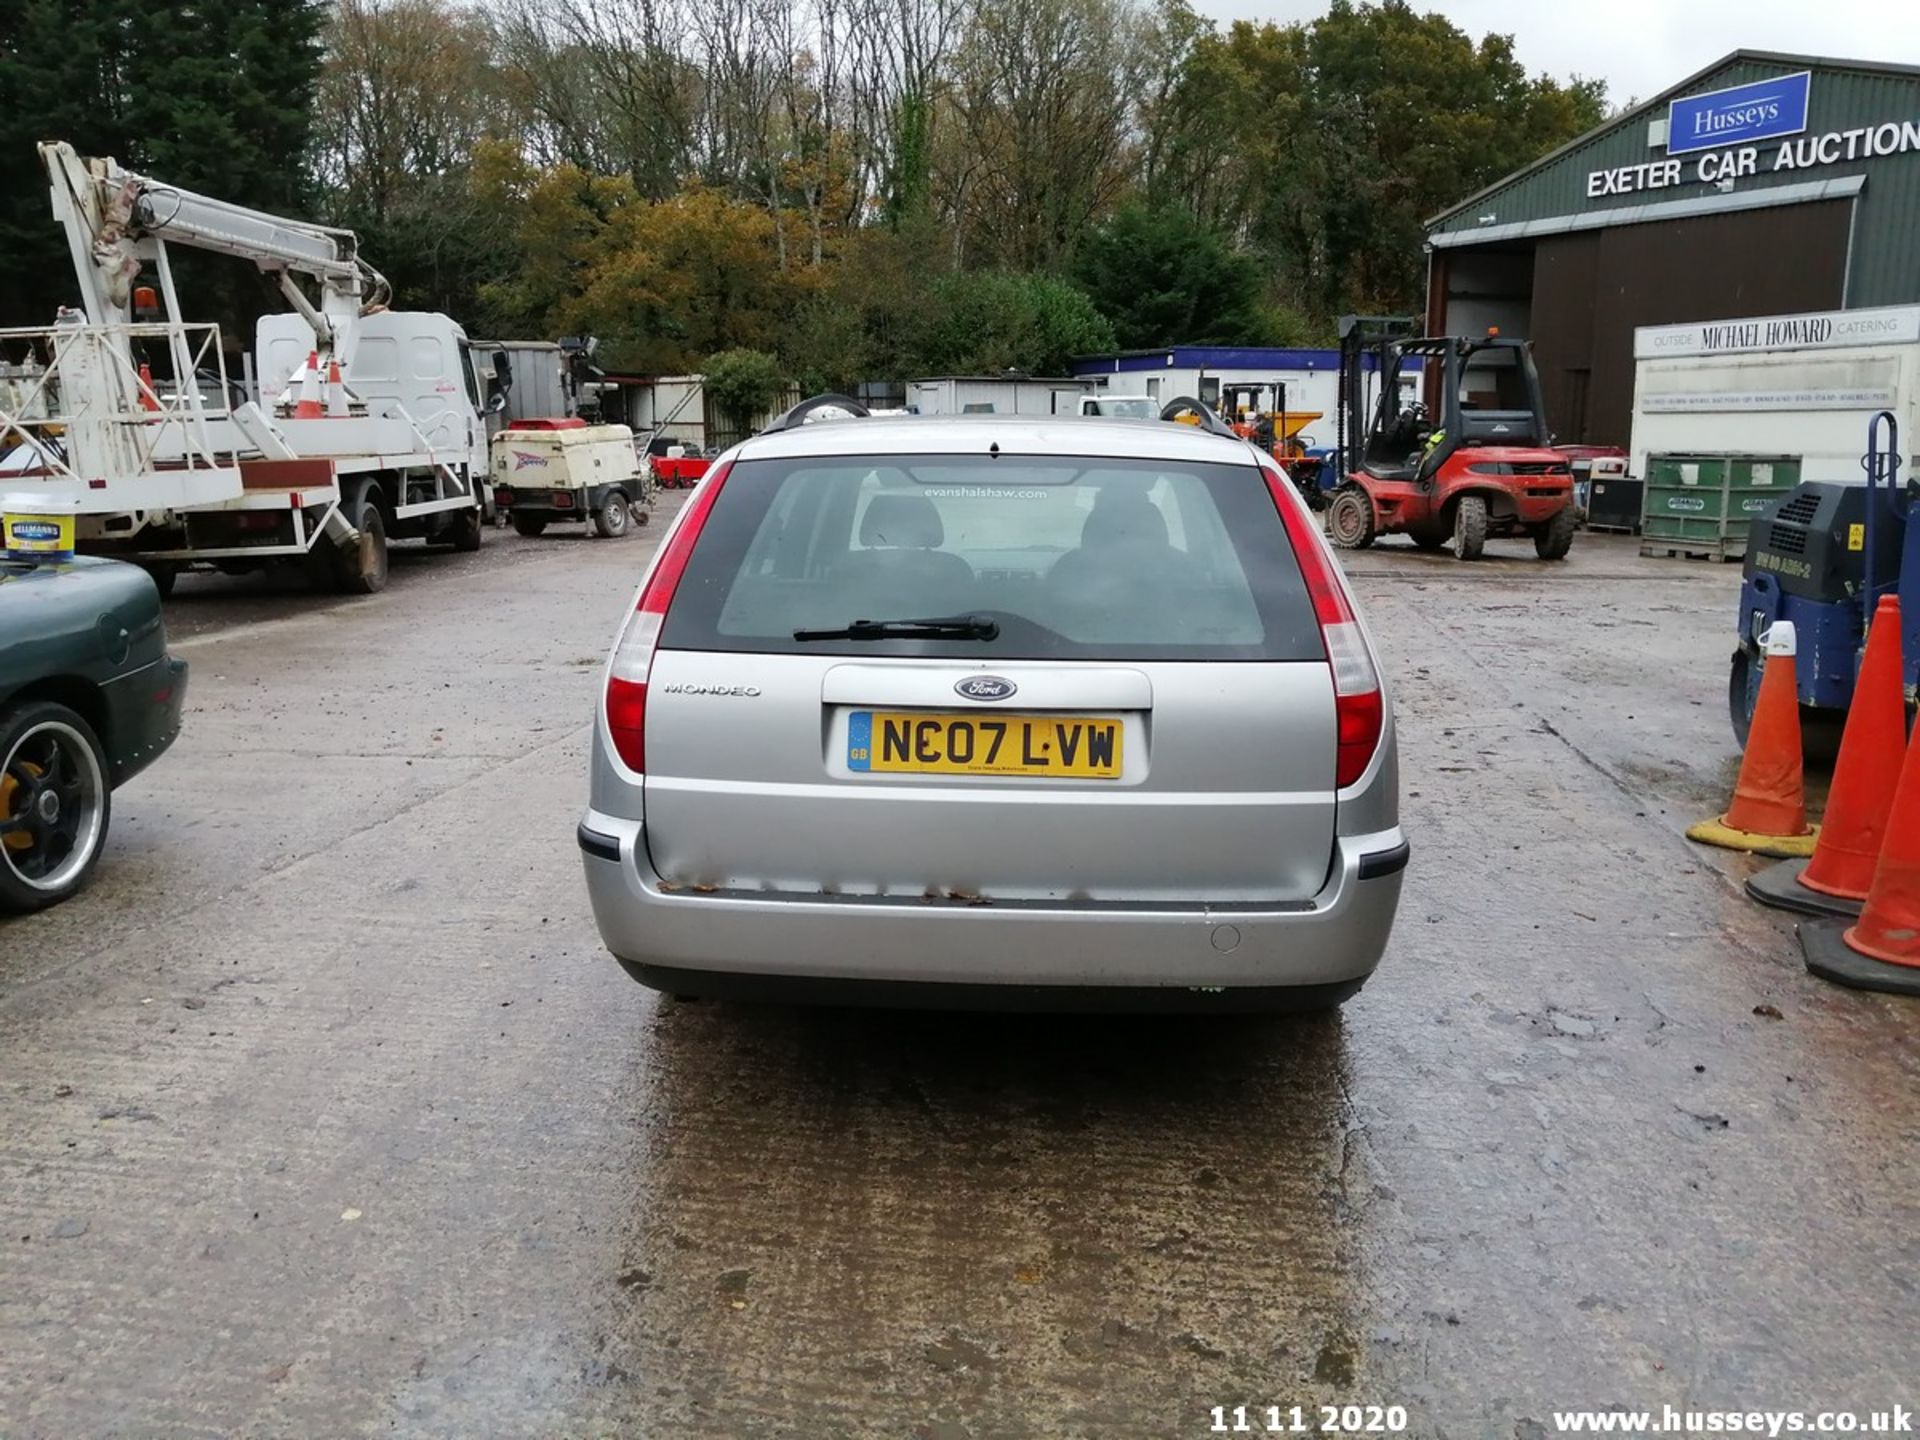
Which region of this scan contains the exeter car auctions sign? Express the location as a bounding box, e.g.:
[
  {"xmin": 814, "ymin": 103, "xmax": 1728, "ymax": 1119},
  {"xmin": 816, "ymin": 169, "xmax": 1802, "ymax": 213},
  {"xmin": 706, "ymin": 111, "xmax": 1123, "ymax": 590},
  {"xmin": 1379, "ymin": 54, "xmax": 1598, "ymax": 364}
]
[{"xmin": 1586, "ymin": 70, "xmax": 1920, "ymax": 199}]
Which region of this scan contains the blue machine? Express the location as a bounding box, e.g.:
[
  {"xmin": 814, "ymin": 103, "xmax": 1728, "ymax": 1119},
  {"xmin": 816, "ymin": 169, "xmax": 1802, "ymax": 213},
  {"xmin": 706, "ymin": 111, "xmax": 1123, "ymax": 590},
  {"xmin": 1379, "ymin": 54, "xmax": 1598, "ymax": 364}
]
[
  {"xmin": 1729, "ymin": 412, "xmax": 1920, "ymax": 747},
  {"xmin": 1301, "ymin": 445, "xmax": 1343, "ymax": 501}
]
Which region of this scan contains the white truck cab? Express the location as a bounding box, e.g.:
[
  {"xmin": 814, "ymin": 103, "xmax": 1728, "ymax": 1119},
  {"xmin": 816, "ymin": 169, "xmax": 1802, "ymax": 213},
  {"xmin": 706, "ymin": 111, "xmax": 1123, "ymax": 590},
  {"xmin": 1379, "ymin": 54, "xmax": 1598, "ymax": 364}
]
[{"xmin": 256, "ymin": 311, "xmax": 487, "ymax": 466}]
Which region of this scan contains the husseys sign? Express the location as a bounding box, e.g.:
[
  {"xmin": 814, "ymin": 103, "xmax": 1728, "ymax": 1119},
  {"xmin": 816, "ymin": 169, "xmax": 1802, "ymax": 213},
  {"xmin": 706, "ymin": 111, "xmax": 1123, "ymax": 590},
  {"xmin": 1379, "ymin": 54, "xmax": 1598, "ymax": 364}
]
[
  {"xmin": 1586, "ymin": 71, "xmax": 1920, "ymax": 199},
  {"xmin": 1667, "ymin": 72, "xmax": 1810, "ymax": 155}
]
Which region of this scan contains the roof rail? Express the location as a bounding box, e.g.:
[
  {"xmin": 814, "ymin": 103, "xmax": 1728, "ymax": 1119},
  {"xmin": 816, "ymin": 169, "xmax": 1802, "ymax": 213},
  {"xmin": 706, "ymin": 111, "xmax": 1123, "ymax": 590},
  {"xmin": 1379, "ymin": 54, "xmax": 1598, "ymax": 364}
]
[
  {"xmin": 760, "ymin": 393, "xmax": 871, "ymax": 434},
  {"xmin": 1158, "ymin": 397, "xmax": 1238, "ymax": 439}
]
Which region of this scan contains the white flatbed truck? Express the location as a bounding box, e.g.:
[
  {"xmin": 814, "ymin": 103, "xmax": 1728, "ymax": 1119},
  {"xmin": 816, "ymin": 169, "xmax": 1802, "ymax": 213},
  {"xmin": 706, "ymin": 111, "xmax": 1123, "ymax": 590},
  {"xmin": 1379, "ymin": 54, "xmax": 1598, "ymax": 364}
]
[{"xmin": 0, "ymin": 141, "xmax": 491, "ymax": 595}]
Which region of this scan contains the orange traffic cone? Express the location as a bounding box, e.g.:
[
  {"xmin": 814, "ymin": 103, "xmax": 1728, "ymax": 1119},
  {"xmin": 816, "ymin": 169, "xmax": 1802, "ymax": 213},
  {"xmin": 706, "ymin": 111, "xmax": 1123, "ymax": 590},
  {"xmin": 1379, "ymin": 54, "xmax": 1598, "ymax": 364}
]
[
  {"xmin": 1749, "ymin": 596, "xmax": 1906, "ymax": 916},
  {"xmin": 1802, "ymin": 712, "xmax": 1920, "ymax": 995},
  {"xmin": 293, "ymin": 350, "xmax": 324, "ymax": 419},
  {"xmin": 325, "ymin": 358, "xmax": 349, "ymax": 417},
  {"xmin": 1688, "ymin": 620, "xmax": 1819, "ymax": 857},
  {"xmin": 135, "ymin": 362, "xmax": 161, "ymax": 414}
]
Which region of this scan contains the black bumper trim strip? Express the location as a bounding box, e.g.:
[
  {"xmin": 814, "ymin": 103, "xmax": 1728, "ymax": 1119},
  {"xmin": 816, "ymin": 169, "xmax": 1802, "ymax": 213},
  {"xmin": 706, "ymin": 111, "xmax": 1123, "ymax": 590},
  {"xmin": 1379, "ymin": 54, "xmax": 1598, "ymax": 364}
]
[
  {"xmin": 577, "ymin": 823, "xmax": 622, "ymax": 863},
  {"xmin": 1357, "ymin": 840, "xmax": 1411, "ymax": 880}
]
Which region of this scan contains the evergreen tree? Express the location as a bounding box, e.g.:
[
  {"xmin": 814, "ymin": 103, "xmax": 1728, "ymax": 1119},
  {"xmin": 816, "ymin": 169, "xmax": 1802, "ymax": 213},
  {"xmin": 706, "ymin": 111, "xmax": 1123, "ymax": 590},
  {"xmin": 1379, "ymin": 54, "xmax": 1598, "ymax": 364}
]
[
  {"xmin": 0, "ymin": 0, "xmax": 324, "ymax": 329},
  {"xmin": 1073, "ymin": 204, "xmax": 1272, "ymax": 350}
]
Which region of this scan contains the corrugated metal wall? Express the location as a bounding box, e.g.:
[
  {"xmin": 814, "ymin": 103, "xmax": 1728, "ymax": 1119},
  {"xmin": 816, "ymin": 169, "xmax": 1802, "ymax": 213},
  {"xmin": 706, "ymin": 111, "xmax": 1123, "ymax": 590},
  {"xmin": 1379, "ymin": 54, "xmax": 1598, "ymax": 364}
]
[
  {"xmin": 1830, "ymin": 69, "xmax": 1920, "ymax": 306},
  {"xmin": 1531, "ymin": 200, "xmax": 1851, "ymax": 444},
  {"xmin": 1431, "ymin": 58, "xmax": 1920, "ymax": 307}
]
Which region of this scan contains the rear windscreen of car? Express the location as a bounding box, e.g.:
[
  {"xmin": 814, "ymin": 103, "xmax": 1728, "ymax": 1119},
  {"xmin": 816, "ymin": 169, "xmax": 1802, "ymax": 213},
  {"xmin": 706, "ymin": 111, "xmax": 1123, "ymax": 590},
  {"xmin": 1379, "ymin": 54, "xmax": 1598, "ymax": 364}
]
[{"xmin": 661, "ymin": 453, "xmax": 1324, "ymax": 661}]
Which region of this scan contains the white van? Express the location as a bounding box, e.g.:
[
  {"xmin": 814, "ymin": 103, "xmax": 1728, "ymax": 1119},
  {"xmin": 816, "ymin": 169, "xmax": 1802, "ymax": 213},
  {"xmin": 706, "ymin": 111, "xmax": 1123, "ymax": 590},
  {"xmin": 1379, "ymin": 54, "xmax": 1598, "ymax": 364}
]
[{"xmin": 1078, "ymin": 394, "xmax": 1157, "ymax": 419}]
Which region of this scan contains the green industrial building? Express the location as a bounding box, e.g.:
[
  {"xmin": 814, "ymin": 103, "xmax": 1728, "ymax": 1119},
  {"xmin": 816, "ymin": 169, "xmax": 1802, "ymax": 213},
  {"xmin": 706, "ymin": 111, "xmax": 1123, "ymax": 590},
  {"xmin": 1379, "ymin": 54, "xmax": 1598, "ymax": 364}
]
[{"xmin": 1425, "ymin": 52, "xmax": 1920, "ymax": 448}]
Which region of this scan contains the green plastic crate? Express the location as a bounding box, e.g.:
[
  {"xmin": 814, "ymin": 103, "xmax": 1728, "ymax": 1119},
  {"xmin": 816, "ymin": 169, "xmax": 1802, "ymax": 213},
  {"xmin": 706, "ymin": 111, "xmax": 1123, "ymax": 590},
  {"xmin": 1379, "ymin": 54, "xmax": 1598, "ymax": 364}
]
[{"xmin": 1640, "ymin": 454, "xmax": 1799, "ymax": 561}]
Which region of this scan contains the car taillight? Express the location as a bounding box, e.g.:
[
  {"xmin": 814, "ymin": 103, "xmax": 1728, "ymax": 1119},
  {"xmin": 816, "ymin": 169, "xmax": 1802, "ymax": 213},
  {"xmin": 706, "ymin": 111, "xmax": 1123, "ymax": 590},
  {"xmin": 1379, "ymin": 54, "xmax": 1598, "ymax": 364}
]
[
  {"xmin": 1260, "ymin": 462, "xmax": 1384, "ymax": 788},
  {"xmin": 604, "ymin": 461, "xmax": 732, "ymax": 772}
]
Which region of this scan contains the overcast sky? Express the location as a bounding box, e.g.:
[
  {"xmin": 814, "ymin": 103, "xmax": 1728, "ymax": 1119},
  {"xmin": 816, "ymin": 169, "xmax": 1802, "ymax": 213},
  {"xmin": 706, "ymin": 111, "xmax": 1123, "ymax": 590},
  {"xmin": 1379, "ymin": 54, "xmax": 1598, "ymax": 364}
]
[{"xmin": 1187, "ymin": 0, "xmax": 1920, "ymax": 109}]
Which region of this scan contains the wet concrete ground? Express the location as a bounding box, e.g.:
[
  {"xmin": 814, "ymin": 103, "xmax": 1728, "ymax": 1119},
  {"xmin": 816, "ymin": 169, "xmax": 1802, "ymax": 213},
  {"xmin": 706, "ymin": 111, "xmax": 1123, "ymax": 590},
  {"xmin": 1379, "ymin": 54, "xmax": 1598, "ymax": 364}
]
[{"xmin": 3, "ymin": 512, "xmax": 1916, "ymax": 1437}]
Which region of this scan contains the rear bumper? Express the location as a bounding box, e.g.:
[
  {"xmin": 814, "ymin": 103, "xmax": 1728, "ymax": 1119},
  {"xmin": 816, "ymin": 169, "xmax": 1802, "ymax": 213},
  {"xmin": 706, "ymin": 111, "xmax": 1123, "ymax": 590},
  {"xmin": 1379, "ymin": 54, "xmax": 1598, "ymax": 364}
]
[
  {"xmin": 102, "ymin": 654, "xmax": 188, "ymax": 788},
  {"xmin": 1506, "ymin": 492, "xmax": 1572, "ymax": 525},
  {"xmin": 493, "ymin": 483, "xmax": 628, "ymax": 515},
  {"xmin": 578, "ymin": 812, "xmax": 1407, "ymax": 992}
]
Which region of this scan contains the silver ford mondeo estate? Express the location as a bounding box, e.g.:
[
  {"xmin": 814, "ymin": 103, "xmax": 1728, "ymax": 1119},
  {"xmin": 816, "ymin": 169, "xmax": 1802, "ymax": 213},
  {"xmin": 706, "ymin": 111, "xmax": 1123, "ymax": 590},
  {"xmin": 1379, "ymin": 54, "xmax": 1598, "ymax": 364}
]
[{"xmin": 579, "ymin": 399, "xmax": 1406, "ymax": 1010}]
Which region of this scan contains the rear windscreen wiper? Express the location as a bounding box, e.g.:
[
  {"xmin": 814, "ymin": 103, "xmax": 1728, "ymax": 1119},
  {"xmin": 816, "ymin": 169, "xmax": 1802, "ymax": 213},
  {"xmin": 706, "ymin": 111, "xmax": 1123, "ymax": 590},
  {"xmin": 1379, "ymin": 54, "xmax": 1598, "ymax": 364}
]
[{"xmin": 793, "ymin": 613, "xmax": 1000, "ymax": 642}]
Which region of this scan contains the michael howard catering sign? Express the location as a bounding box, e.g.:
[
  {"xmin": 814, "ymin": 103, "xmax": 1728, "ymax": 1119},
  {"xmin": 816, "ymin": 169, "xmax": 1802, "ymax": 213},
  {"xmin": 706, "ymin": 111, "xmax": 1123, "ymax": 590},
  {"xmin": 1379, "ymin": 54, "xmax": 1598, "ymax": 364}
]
[{"xmin": 1667, "ymin": 72, "xmax": 1811, "ymax": 156}]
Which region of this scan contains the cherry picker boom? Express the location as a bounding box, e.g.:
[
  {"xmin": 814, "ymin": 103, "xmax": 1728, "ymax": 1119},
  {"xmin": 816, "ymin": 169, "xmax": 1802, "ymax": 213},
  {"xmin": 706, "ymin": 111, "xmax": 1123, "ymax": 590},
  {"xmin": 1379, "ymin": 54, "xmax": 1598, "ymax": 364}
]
[{"xmin": 0, "ymin": 141, "xmax": 492, "ymax": 594}]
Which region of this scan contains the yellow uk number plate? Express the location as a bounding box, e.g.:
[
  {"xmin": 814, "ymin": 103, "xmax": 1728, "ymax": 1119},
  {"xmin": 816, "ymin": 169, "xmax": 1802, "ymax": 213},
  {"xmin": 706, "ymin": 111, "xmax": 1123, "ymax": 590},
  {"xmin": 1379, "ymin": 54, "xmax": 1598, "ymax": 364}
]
[{"xmin": 848, "ymin": 711, "xmax": 1123, "ymax": 779}]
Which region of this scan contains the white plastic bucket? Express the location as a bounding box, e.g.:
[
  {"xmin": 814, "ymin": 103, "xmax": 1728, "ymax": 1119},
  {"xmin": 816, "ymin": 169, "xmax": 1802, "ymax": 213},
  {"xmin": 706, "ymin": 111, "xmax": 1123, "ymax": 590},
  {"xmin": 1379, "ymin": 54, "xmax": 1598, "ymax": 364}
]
[{"xmin": 2, "ymin": 492, "xmax": 79, "ymax": 561}]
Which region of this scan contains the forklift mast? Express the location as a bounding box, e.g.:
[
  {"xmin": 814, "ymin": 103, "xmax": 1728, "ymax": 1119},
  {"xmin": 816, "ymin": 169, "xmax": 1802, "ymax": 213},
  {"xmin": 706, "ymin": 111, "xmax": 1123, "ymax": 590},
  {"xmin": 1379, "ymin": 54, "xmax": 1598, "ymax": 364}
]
[
  {"xmin": 1337, "ymin": 317, "xmax": 1554, "ymax": 478},
  {"xmin": 1335, "ymin": 315, "xmax": 1419, "ymax": 474}
]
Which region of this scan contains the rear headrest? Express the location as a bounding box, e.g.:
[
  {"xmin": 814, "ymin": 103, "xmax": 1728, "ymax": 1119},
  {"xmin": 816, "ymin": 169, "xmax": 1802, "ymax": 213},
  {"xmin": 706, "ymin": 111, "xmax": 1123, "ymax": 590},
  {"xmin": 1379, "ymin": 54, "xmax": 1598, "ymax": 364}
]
[
  {"xmin": 861, "ymin": 493, "xmax": 944, "ymax": 549},
  {"xmin": 1080, "ymin": 493, "xmax": 1169, "ymax": 549}
]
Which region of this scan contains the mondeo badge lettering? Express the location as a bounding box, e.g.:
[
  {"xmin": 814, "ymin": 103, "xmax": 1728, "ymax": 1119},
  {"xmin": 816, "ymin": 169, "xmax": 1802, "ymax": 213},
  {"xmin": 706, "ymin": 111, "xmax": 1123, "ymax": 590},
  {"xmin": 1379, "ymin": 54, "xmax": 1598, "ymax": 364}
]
[
  {"xmin": 659, "ymin": 683, "xmax": 762, "ymax": 696},
  {"xmin": 955, "ymin": 676, "xmax": 1017, "ymax": 702}
]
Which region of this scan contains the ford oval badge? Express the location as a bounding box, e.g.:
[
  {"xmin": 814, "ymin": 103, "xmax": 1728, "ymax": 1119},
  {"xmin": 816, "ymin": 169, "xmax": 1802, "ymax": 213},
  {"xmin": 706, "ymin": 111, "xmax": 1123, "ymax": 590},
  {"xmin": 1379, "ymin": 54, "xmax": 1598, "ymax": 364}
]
[{"xmin": 955, "ymin": 675, "xmax": 1017, "ymax": 702}]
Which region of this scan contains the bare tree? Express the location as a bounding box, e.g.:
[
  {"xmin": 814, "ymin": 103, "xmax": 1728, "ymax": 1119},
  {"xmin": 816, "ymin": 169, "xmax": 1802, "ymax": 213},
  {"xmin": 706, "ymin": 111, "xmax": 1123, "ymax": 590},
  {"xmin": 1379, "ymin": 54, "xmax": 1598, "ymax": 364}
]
[
  {"xmin": 944, "ymin": 0, "xmax": 1141, "ymax": 269},
  {"xmin": 315, "ymin": 0, "xmax": 502, "ymax": 223},
  {"xmin": 495, "ymin": 1, "xmax": 624, "ymax": 171},
  {"xmin": 505, "ymin": 0, "xmax": 703, "ymax": 198},
  {"xmin": 874, "ymin": 0, "xmax": 963, "ymax": 226}
]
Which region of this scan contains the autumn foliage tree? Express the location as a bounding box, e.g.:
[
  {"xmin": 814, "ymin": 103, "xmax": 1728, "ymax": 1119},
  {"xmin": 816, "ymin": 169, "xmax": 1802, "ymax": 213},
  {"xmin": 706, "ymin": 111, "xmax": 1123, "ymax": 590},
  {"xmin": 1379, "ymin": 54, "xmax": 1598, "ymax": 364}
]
[
  {"xmin": 312, "ymin": 0, "xmax": 517, "ymax": 318},
  {"xmin": 1145, "ymin": 0, "xmax": 1607, "ymax": 317},
  {"xmin": 451, "ymin": 0, "xmax": 1606, "ymax": 371},
  {"xmin": 0, "ymin": 0, "xmax": 1612, "ymax": 384},
  {"xmin": 476, "ymin": 158, "xmax": 798, "ymax": 373},
  {"xmin": 0, "ymin": 0, "xmax": 1607, "ymax": 384}
]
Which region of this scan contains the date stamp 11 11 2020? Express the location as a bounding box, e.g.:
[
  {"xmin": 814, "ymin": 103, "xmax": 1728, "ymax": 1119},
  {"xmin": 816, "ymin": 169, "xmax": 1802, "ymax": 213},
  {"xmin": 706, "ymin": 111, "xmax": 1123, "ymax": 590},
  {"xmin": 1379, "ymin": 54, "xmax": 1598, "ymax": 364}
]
[{"xmin": 1208, "ymin": 1404, "xmax": 1411, "ymax": 1435}]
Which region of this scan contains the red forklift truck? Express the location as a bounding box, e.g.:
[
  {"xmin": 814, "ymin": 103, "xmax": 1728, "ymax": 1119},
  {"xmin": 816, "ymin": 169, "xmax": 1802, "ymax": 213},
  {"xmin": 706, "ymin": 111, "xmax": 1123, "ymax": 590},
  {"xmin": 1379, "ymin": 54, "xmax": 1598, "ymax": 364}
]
[{"xmin": 1325, "ymin": 316, "xmax": 1575, "ymax": 561}]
